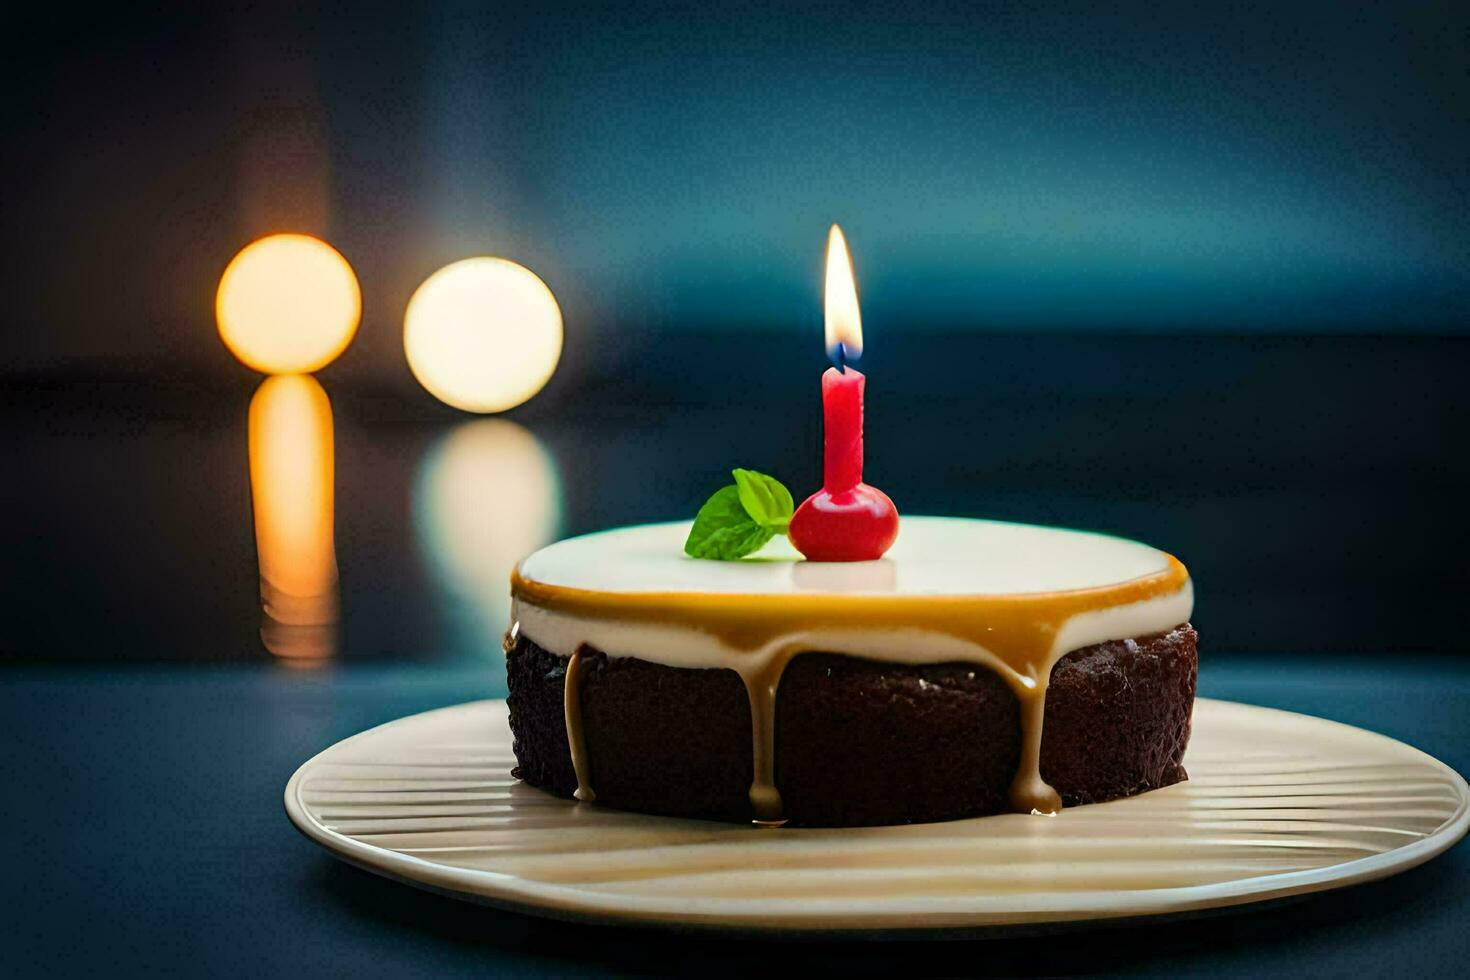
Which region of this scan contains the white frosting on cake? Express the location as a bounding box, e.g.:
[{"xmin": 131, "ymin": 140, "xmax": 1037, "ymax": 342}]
[{"xmin": 513, "ymin": 517, "xmax": 1193, "ymax": 670}]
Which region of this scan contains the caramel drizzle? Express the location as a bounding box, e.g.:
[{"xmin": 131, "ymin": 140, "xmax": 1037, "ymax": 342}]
[
  {"xmin": 518, "ymin": 555, "xmax": 1189, "ymax": 822},
  {"xmin": 744, "ymin": 649, "xmax": 799, "ymax": 825},
  {"xmin": 562, "ymin": 646, "xmax": 595, "ymax": 802},
  {"xmin": 1012, "ymin": 684, "xmax": 1063, "ymax": 814}
]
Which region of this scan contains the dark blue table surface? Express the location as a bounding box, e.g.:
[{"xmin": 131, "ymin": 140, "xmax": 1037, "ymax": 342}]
[{"xmin": 3, "ymin": 654, "xmax": 1466, "ymax": 977}]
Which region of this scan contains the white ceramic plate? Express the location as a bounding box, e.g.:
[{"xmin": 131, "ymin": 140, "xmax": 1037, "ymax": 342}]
[{"xmin": 285, "ymin": 698, "xmax": 1468, "ymax": 933}]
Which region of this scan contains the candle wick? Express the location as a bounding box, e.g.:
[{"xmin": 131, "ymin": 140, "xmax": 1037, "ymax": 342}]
[{"xmin": 834, "ymin": 343, "xmax": 848, "ymax": 374}]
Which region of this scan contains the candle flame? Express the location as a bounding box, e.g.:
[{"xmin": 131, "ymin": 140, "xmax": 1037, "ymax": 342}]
[{"xmin": 824, "ymin": 224, "xmax": 862, "ymax": 366}]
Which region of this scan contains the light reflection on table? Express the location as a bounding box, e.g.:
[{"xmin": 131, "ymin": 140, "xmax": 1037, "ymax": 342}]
[
  {"xmin": 248, "ymin": 374, "xmax": 341, "ymax": 665},
  {"xmin": 413, "ymin": 418, "xmax": 562, "ymax": 659}
]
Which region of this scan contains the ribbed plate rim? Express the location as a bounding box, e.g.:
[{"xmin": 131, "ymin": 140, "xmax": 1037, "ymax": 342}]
[{"xmin": 284, "ymin": 698, "xmax": 1469, "ymax": 933}]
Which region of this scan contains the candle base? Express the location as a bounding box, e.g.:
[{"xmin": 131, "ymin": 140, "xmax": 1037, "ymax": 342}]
[{"xmin": 788, "ymin": 483, "xmax": 900, "ymax": 562}]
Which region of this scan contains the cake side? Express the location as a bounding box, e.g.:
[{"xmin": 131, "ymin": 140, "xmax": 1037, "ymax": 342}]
[
  {"xmin": 505, "ymin": 640, "xmax": 578, "ymax": 797},
  {"xmin": 507, "ymin": 624, "xmax": 1198, "ymax": 826},
  {"xmin": 578, "ymin": 650, "xmax": 754, "ymax": 820},
  {"xmin": 1043, "ymin": 628, "xmax": 1197, "ymax": 805},
  {"xmin": 773, "ymin": 652, "xmax": 1022, "ymax": 825}
]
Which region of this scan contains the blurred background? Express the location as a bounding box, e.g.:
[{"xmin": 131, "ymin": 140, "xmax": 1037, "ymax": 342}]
[{"xmin": 3, "ymin": 0, "xmax": 1467, "ymax": 666}]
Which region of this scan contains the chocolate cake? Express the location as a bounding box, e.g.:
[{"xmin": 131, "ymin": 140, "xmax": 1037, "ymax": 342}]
[{"xmin": 505, "ymin": 516, "xmax": 1197, "ymax": 827}]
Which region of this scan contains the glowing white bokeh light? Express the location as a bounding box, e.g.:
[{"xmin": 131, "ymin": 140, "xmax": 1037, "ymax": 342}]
[
  {"xmin": 403, "ymin": 257, "xmax": 563, "ymax": 413},
  {"xmin": 217, "ymin": 234, "xmax": 361, "ymax": 374},
  {"xmin": 414, "ymin": 419, "xmax": 562, "ymax": 652}
]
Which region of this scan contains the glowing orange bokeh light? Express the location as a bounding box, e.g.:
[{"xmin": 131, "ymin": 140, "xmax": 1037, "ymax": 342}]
[{"xmin": 217, "ymin": 234, "xmax": 361, "ymax": 374}]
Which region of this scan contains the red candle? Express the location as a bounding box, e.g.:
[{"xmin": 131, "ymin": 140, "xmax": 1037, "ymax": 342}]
[
  {"xmin": 788, "ymin": 226, "xmax": 900, "ymax": 562},
  {"xmin": 821, "ymin": 365, "xmax": 865, "ymax": 491}
]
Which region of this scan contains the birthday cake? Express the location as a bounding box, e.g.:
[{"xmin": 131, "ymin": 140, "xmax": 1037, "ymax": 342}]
[
  {"xmin": 507, "ymin": 225, "xmax": 1195, "ymax": 826},
  {"xmin": 506, "ymin": 517, "xmax": 1196, "ymax": 827}
]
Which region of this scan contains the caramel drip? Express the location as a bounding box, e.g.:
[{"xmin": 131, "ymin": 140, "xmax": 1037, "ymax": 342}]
[
  {"xmin": 562, "ymin": 646, "xmax": 595, "ymax": 803},
  {"xmin": 741, "ymin": 649, "xmax": 801, "ymax": 825},
  {"xmin": 1011, "ymin": 684, "xmax": 1063, "ymax": 814},
  {"xmin": 516, "ymin": 556, "xmax": 1189, "ymax": 822}
]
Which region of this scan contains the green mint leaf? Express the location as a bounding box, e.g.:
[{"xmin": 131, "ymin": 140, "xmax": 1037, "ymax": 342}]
[
  {"xmin": 685, "ymin": 485, "xmax": 777, "ymax": 560},
  {"xmin": 731, "ymin": 469, "xmax": 795, "ymax": 532}
]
